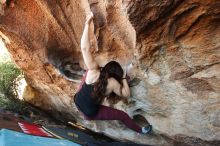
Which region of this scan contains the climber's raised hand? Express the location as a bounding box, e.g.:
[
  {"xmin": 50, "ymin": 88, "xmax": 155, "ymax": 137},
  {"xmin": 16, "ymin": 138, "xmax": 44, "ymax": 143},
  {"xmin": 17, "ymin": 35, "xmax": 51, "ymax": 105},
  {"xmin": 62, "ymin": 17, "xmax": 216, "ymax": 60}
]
[{"xmin": 85, "ymin": 12, "xmax": 94, "ymax": 24}]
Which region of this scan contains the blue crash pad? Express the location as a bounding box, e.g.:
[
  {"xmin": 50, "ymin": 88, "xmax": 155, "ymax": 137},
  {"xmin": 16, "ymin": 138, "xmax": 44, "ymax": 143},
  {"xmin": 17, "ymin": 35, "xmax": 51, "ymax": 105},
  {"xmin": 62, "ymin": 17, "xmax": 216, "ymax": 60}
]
[{"xmin": 0, "ymin": 129, "xmax": 81, "ymax": 146}]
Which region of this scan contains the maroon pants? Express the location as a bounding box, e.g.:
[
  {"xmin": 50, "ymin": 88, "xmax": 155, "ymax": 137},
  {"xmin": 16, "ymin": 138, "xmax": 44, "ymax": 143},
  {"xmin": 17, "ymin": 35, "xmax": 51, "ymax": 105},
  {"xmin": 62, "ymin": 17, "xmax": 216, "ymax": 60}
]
[
  {"xmin": 81, "ymin": 105, "xmax": 142, "ymax": 133},
  {"xmin": 76, "ymin": 70, "xmax": 142, "ymax": 133}
]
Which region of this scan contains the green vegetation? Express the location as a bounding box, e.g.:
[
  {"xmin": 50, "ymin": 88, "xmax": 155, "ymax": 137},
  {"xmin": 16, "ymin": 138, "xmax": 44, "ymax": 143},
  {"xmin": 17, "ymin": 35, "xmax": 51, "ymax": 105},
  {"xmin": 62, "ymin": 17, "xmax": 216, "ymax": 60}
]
[
  {"xmin": 0, "ymin": 62, "xmax": 21, "ymax": 97},
  {"xmin": 0, "ymin": 61, "xmax": 26, "ymax": 112},
  {"xmin": 0, "ymin": 40, "xmax": 27, "ymax": 112}
]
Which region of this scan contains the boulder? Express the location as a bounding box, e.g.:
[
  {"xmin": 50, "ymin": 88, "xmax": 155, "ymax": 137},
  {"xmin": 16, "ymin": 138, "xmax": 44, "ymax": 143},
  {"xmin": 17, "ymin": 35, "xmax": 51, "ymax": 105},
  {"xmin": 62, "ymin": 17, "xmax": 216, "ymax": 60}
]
[{"xmin": 0, "ymin": 0, "xmax": 220, "ymax": 145}]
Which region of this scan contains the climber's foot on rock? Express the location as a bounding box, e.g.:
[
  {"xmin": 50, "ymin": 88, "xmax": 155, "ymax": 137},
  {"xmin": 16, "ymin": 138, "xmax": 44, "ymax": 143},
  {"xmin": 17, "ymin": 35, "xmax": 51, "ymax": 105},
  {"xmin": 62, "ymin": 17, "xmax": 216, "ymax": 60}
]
[{"xmin": 141, "ymin": 125, "xmax": 152, "ymax": 134}]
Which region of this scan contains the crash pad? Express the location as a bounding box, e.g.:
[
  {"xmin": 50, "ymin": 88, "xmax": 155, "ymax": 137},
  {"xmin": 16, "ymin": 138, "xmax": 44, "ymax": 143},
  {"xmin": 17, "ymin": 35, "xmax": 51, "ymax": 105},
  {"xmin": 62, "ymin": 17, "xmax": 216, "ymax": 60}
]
[
  {"xmin": 0, "ymin": 129, "xmax": 81, "ymax": 146},
  {"xmin": 18, "ymin": 122, "xmax": 53, "ymax": 137},
  {"xmin": 43, "ymin": 126, "xmax": 98, "ymax": 145},
  {"xmin": 43, "ymin": 126, "xmax": 151, "ymax": 146}
]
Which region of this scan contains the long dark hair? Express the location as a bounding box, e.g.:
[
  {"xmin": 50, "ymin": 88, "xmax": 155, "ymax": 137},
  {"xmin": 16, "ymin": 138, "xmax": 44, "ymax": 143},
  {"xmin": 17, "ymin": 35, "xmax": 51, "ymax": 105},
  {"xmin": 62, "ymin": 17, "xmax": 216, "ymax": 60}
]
[{"xmin": 92, "ymin": 61, "xmax": 124, "ymax": 104}]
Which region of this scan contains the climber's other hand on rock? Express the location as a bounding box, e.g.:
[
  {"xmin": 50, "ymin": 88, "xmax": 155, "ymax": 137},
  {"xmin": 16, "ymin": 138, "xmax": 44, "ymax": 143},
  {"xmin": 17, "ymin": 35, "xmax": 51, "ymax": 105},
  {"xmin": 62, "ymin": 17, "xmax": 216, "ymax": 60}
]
[{"xmin": 85, "ymin": 12, "xmax": 94, "ymax": 24}]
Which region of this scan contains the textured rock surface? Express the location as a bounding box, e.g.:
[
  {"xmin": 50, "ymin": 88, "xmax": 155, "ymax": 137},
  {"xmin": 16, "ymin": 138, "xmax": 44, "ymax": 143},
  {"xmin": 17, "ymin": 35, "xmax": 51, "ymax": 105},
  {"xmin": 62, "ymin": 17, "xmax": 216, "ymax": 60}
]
[{"xmin": 0, "ymin": 0, "xmax": 220, "ymax": 145}]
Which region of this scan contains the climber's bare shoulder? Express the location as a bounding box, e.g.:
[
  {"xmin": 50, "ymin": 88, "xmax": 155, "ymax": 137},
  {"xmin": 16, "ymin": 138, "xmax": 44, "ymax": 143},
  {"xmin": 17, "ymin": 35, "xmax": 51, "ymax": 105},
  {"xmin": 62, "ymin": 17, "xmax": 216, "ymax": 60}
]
[
  {"xmin": 85, "ymin": 69, "xmax": 100, "ymax": 84},
  {"xmin": 83, "ymin": 49, "xmax": 100, "ymax": 84}
]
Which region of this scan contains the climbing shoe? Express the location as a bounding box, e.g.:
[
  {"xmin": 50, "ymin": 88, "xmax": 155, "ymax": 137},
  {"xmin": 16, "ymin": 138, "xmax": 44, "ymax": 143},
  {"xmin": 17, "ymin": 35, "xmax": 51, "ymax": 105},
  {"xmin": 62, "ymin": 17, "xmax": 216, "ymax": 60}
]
[{"xmin": 141, "ymin": 125, "xmax": 152, "ymax": 134}]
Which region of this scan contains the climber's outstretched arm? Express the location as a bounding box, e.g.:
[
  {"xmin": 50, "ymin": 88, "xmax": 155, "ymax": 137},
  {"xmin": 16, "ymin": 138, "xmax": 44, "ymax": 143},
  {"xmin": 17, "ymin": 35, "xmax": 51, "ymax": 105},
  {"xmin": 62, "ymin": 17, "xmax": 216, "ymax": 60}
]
[{"xmin": 80, "ymin": 12, "xmax": 99, "ymax": 70}]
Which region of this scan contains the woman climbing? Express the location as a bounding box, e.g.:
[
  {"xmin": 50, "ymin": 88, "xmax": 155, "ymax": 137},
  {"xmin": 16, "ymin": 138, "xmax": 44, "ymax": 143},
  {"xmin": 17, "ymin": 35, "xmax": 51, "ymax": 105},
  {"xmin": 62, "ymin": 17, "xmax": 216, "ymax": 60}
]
[{"xmin": 73, "ymin": 12, "xmax": 152, "ymax": 134}]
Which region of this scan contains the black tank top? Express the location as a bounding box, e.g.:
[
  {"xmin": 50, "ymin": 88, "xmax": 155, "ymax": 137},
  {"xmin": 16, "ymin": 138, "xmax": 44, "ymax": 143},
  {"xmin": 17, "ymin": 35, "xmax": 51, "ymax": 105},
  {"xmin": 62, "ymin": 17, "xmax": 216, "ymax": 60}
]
[{"xmin": 74, "ymin": 83, "xmax": 100, "ymax": 117}]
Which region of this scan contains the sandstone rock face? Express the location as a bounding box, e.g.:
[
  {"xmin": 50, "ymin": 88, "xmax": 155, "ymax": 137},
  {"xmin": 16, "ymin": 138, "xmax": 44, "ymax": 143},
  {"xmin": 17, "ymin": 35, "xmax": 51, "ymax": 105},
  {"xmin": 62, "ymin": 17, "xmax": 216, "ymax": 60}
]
[{"xmin": 0, "ymin": 0, "xmax": 220, "ymax": 145}]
